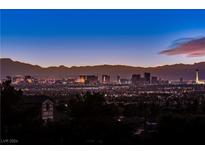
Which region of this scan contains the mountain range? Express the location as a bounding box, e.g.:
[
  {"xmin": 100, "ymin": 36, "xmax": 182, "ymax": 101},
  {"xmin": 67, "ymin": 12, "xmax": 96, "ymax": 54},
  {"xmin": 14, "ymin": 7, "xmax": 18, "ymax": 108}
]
[{"xmin": 1, "ymin": 58, "xmax": 205, "ymax": 81}]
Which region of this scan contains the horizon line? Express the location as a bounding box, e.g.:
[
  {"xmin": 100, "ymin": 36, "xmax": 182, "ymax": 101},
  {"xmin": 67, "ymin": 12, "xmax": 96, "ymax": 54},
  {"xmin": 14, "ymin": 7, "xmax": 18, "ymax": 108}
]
[{"xmin": 1, "ymin": 57, "xmax": 205, "ymax": 69}]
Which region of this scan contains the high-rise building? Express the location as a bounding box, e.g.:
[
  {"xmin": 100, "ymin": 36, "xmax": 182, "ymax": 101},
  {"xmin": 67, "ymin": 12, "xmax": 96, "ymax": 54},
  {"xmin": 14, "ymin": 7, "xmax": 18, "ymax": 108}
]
[
  {"xmin": 131, "ymin": 74, "xmax": 141, "ymax": 84},
  {"xmin": 102, "ymin": 75, "xmax": 110, "ymax": 84},
  {"xmin": 196, "ymin": 69, "xmax": 199, "ymax": 83},
  {"xmin": 117, "ymin": 75, "xmax": 121, "ymax": 84},
  {"xmin": 151, "ymin": 76, "xmax": 158, "ymax": 84},
  {"xmin": 86, "ymin": 75, "xmax": 98, "ymax": 84},
  {"xmin": 144, "ymin": 72, "xmax": 151, "ymax": 84},
  {"xmin": 195, "ymin": 69, "xmax": 204, "ymax": 84},
  {"xmin": 79, "ymin": 75, "xmax": 86, "ymax": 84},
  {"xmin": 25, "ymin": 75, "xmax": 33, "ymax": 83}
]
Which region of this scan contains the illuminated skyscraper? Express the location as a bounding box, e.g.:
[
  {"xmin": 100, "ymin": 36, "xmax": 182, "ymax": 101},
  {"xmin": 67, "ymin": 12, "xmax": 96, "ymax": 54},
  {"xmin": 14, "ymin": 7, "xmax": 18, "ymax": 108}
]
[
  {"xmin": 195, "ymin": 69, "xmax": 204, "ymax": 84},
  {"xmin": 196, "ymin": 69, "xmax": 199, "ymax": 83},
  {"xmin": 79, "ymin": 75, "xmax": 86, "ymax": 84},
  {"xmin": 117, "ymin": 75, "xmax": 121, "ymax": 84},
  {"xmin": 102, "ymin": 75, "xmax": 110, "ymax": 84}
]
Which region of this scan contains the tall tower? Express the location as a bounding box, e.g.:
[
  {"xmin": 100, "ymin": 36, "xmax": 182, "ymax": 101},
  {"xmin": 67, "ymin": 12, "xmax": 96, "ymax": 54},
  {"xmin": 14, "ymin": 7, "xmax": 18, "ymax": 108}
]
[
  {"xmin": 196, "ymin": 69, "xmax": 199, "ymax": 84},
  {"xmin": 117, "ymin": 75, "xmax": 120, "ymax": 84},
  {"xmin": 102, "ymin": 75, "xmax": 110, "ymax": 84},
  {"xmin": 144, "ymin": 72, "xmax": 151, "ymax": 84}
]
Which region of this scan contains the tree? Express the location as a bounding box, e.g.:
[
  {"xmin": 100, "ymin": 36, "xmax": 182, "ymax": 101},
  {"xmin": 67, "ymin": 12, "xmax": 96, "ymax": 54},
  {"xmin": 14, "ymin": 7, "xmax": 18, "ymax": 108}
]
[
  {"xmin": 68, "ymin": 92, "xmax": 119, "ymax": 144},
  {"xmin": 1, "ymin": 80, "xmax": 23, "ymax": 139}
]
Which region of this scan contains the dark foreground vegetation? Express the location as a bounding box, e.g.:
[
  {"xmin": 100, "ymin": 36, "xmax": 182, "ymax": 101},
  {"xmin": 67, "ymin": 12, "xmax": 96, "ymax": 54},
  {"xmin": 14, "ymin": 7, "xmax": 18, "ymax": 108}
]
[{"xmin": 1, "ymin": 80, "xmax": 205, "ymax": 144}]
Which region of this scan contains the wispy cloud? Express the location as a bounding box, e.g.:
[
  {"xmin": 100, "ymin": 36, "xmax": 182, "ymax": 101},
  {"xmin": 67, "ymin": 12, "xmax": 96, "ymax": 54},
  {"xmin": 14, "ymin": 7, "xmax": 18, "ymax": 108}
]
[{"xmin": 160, "ymin": 37, "xmax": 205, "ymax": 57}]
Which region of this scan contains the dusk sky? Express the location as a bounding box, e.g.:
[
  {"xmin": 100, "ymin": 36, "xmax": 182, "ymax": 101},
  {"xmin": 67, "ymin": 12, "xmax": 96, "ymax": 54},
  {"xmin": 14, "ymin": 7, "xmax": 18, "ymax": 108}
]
[{"xmin": 1, "ymin": 10, "xmax": 205, "ymax": 67}]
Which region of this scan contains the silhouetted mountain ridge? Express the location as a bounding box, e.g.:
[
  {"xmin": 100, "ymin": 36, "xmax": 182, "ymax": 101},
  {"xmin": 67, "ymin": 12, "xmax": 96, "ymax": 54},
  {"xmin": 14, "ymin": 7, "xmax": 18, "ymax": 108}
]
[{"xmin": 1, "ymin": 58, "xmax": 205, "ymax": 80}]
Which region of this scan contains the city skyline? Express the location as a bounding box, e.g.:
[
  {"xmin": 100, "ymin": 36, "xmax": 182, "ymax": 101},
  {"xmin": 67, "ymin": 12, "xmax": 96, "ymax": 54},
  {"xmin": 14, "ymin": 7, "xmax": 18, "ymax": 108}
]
[
  {"xmin": 1, "ymin": 9, "xmax": 205, "ymax": 146},
  {"xmin": 1, "ymin": 10, "xmax": 205, "ymax": 67},
  {"xmin": 1, "ymin": 58, "xmax": 205, "ymax": 81}
]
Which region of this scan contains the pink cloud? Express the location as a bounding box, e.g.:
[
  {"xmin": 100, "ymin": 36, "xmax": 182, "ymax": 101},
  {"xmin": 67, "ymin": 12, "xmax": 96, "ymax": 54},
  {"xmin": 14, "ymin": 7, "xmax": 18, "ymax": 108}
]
[{"xmin": 160, "ymin": 37, "xmax": 205, "ymax": 57}]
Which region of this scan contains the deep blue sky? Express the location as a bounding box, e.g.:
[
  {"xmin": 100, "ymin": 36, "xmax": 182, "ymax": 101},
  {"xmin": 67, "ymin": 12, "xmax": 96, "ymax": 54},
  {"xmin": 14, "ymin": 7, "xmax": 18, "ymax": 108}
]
[{"xmin": 1, "ymin": 10, "xmax": 205, "ymax": 67}]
